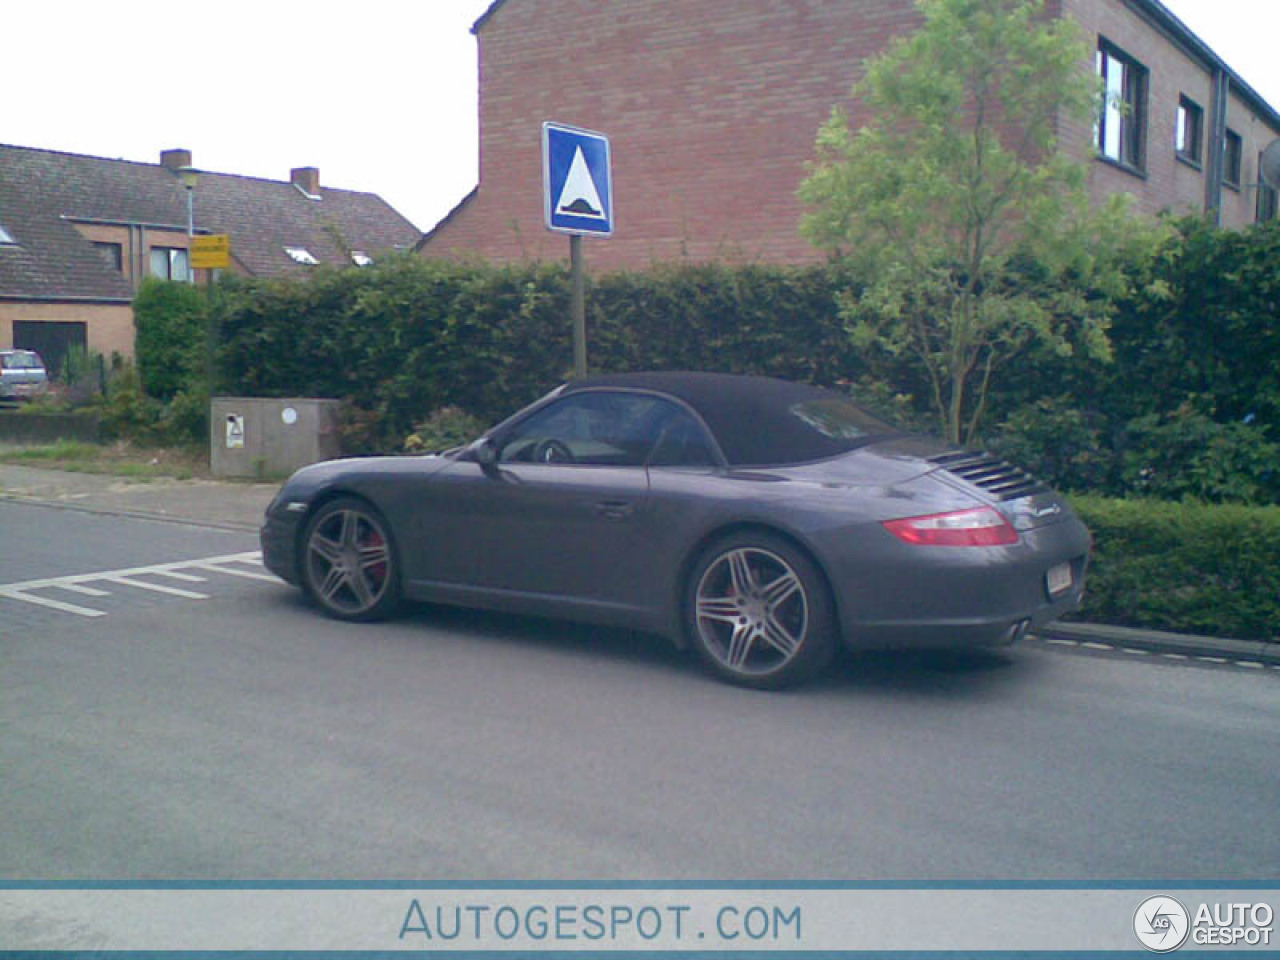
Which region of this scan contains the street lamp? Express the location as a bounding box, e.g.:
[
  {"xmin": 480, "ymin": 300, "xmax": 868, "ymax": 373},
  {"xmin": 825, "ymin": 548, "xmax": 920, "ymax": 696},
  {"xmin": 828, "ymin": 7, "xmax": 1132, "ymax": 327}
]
[{"xmin": 177, "ymin": 165, "xmax": 198, "ymax": 283}]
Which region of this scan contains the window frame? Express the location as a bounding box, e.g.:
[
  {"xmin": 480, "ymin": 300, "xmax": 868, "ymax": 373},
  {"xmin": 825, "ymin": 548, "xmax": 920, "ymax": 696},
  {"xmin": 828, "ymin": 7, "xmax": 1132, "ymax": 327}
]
[
  {"xmin": 493, "ymin": 389, "xmax": 720, "ymax": 469},
  {"xmin": 1223, "ymin": 129, "xmax": 1243, "ymax": 191},
  {"xmin": 149, "ymin": 245, "xmax": 190, "ymax": 282},
  {"xmin": 1095, "ymin": 38, "xmax": 1149, "ymax": 175},
  {"xmin": 1175, "ymin": 95, "xmax": 1204, "ymax": 168},
  {"xmin": 93, "ymin": 241, "xmax": 124, "ymax": 273}
]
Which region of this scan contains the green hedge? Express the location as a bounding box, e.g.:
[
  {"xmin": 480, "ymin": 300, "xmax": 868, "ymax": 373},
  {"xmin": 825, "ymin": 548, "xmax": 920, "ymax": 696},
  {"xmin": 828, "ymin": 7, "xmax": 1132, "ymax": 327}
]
[
  {"xmin": 215, "ymin": 256, "xmax": 863, "ymax": 450},
  {"xmin": 1072, "ymin": 496, "xmax": 1280, "ymax": 642}
]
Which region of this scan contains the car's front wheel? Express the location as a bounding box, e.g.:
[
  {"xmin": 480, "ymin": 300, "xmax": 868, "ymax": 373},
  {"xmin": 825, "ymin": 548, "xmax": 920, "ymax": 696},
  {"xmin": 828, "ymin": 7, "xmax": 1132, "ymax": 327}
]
[
  {"xmin": 685, "ymin": 532, "xmax": 836, "ymax": 689},
  {"xmin": 301, "ymin": 497, "xmax": 400, "ymax": 621}
]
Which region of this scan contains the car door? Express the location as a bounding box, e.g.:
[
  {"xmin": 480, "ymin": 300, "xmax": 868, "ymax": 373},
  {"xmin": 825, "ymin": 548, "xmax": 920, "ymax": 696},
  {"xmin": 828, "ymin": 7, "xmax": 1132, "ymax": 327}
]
[{"xmin": 404, "ymin": 390, "xmax": 675, "ymax": 614}]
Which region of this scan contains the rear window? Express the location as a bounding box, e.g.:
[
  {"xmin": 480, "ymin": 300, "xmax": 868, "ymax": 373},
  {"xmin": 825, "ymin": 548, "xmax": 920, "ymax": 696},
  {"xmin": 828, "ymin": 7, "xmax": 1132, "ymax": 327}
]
[
  {"xmin": 2, "ymin": 351, "xmax": 43, "ymax": 371},
  {"xmin": 788, "ymin": 398, "xmax": 891, "ymax": 441},
  {"xmin": 704, "ymin": 388, "xmax": 899, "ymax": 466}
]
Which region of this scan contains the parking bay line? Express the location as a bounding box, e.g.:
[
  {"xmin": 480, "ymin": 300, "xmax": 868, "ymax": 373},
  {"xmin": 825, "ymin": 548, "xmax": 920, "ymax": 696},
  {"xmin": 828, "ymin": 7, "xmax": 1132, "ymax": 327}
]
[
  {"xmin": 100, "ymin": 576, "xmax": 209, "ymax": 600},
  {"xmin": 0, "ymin": 551, "xmax": 268, "ymax": 618},
  {"xmin": 190, "ymin": 562, "xmax": 277, "ymax": 583}
]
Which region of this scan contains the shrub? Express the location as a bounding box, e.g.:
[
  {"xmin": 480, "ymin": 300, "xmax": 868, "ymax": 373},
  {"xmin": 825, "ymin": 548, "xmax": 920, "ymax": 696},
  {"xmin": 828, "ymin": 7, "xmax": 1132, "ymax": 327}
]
[
  {"xmin": 1117, "ymin": 408, "xmax": 1280, "ymax": 505},
  {"xmin": 134, "ymin": 278, "xmax": 207, "ymax": 401},
  {"xmin": 404, "ymin": 407, "xmax": 486, "ymax": 454},
  {"xmin": 989, "ymin": 397, "xmax": 1114, "ymax": 494},
  {"xmin": 1073, "ymin": 496, "xmax": 1280, "ymax": 641},
  {"xmin": 99, "ymin": 362, "xmax": 164, "ymax": 443}
]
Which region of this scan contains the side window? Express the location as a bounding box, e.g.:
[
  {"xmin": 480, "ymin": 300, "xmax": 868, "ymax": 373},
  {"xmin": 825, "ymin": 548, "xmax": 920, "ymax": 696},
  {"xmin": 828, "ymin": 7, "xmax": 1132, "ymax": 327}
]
[
  {"xmin": 497, "ymin": 392, "xmax": 679, "ymax": 466},
  {"xmin": 1095, "ymin": 39, "xmax": 1148, "ymax": 172},
  {"xmin": 647, "ymin": 408, "xmax": 718, "ymax": 468}
]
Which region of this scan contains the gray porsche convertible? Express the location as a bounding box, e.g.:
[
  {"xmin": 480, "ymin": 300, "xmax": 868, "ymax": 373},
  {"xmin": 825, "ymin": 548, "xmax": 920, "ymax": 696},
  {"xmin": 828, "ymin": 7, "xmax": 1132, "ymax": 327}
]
[{"xmin": 261, "ymin": 372, "xmax": 1089, "ymax": 688}]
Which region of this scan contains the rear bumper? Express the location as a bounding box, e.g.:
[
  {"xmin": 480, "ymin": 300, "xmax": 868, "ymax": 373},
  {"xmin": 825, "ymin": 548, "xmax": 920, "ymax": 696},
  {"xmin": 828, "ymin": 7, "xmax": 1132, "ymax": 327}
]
[
  {"xmin": 842, "ymin": 584, "xmax": 1084, "ymax": 650},
  {"xmin": 815, "ymin": 515, "xmax": 1091, "ymax": 652}
]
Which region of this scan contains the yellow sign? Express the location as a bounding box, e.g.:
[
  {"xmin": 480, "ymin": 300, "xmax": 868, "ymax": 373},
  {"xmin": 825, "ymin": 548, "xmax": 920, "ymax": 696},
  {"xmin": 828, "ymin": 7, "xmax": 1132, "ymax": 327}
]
[{"xmin": 190, "ymin": 234, "xmax": 231, "ymax": 269}]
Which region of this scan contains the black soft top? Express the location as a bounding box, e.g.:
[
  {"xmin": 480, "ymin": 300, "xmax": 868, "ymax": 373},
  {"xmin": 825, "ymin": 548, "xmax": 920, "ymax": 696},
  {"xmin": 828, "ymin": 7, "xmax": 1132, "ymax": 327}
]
[{"xmin": 562, "ymin": 371, "xmax": 898, "ymax": 466}]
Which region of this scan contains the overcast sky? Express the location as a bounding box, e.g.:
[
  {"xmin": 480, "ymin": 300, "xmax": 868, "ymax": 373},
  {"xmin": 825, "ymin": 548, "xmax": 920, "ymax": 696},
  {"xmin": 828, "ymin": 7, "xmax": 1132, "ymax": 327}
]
[{"xmin": 4, "ymin": 1, "xmax": 1278, "ymax": 234}]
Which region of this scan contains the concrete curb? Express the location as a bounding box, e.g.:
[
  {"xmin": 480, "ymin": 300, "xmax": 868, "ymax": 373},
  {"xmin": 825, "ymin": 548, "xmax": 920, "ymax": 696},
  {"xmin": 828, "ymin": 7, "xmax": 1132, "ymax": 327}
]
[
  {"xmin": 0, "ymin": 492, "xmax": 261, "ymax": 534},
  {"xmin": 1036, "ymin": 620, "xmax": 1280, "ymax": 666}
]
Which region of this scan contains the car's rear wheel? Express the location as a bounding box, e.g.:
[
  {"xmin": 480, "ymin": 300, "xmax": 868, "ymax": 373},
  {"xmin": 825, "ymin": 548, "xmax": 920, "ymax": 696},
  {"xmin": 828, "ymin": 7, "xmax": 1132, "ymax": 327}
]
[
  {"xmin": 685, "ymin": 532, "xmax": 836, "ymax": 689},
  {"xmin": 301, "ymin": 498, "xmax": 400, "ymax": 621}
]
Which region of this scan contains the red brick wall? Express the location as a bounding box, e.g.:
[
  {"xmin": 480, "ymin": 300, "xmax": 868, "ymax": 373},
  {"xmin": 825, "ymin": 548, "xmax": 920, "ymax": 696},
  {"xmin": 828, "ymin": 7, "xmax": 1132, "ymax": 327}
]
[
  {"xmin": 1222, "ymin": 87, "xmax": 1279, "ymax": 228},
  {"xmin": 424, "ymin": 0, "xmax": 1280, "ymax": 269},
  {"xmin": 1061, "ymin": 0, "xmax": 1214, "ymax": 219},
  {"xmin": 423, "ymin": 0, "xmax": 923, "ymax": 268}
]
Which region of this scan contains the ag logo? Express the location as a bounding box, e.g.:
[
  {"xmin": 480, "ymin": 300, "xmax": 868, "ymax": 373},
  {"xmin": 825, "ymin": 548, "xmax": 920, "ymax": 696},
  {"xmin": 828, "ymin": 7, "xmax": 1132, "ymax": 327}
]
[{"xmin": 1134, "ymin": 896, "xmax": 1190, "ymax": 952}]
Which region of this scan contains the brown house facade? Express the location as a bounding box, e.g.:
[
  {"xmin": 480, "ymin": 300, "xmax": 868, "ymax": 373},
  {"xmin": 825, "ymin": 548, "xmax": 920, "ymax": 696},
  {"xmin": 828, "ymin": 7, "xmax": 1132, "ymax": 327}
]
[
  {"xmin": 420, "ymin": 0, "xmax": 1280, "ymax": 270},
  {"xmin": 0, "ymin": 145, "xmax": 420, "ymax": 374}
]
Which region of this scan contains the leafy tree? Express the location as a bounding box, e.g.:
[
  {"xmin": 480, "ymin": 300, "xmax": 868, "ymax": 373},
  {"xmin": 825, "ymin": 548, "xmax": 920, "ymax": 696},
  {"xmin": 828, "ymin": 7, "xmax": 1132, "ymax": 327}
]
[{"xmin": 800, "ymin": 0, "xmax": 1162, "ymax": 444}]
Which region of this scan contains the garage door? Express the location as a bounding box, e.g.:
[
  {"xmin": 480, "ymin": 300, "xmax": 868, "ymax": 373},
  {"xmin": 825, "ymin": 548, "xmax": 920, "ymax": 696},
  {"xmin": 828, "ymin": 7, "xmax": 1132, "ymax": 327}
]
[{"xmin": 13, "ymin": 321, "xmax": 88, "ymax": 382}]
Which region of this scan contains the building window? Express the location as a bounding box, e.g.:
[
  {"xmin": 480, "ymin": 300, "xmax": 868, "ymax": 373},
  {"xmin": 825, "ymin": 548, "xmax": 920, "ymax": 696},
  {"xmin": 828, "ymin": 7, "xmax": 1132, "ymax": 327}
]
[
  {"xmin": 285, "ymin": 246, "xmax": 318, "ymax": 265},
  {"xmin": 93, "ymin": 241, "xmax": 123, "ymax": 272},
  {"xmin": 150, "ymin": 246, "xmax": 190, "ymax": 281},
  {"xmin": 350, "ymin": 250, "xmax": 372, "ymax": 267},
  {"xmin": 0, "ymin": 221, "xmax": 15, "ymax": 244},
  {"xmin": 1095, "ymin": 40, "xmax": 1148, "ymax": 172},
  {"xmin": 1258, "ymin": 153, "xmax": 1278, "ymax": 222},
  {"xmin": 1223, "ymin": 129, "xmax": 1243, "ymax": 190},
  {"xmin": 1175, "ymin": 96, "xmax": 1203, "ymax": 166}
]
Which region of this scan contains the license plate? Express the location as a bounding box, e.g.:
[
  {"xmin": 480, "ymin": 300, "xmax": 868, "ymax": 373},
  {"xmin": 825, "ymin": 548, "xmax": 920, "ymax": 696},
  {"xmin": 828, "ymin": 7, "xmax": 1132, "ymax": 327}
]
[{"xmin": 1046, "ymin": 562, "xmax": 1073, "ymax": 597}]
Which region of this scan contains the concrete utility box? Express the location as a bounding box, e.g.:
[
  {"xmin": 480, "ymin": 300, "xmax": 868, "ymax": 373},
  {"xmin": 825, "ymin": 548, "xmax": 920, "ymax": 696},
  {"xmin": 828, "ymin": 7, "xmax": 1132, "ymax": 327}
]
[{"xmin": 210, "ymin": 397, "xmax": 341, "ymax": 479}]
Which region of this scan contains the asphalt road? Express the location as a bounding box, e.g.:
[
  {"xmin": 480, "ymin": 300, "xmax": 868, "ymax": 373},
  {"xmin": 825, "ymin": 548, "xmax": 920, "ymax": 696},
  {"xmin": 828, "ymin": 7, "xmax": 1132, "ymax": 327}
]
[{"xmin": 2, "ymin": 500, "xmax": 1277, "ymax": 880}]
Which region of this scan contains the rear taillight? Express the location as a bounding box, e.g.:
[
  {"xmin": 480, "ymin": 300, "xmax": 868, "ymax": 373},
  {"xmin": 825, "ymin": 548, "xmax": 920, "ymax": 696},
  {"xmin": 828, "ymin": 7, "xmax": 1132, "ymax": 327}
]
[{"xmin": 883, "ymin": 506, "xmax": 1019, "ymax": 546}]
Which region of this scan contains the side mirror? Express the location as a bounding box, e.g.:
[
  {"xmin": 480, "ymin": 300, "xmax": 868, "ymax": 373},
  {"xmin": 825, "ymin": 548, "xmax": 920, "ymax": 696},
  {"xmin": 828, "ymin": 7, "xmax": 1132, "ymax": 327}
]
[{"xmin": 470, "ymin": 437, "xmax": 498, "ymax": 472}]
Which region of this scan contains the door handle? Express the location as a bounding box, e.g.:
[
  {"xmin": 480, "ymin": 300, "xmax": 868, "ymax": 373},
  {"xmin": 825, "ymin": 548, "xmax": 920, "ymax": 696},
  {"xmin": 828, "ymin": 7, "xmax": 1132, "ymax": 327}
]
[{"xmin": 594, "ymin": 499, "xmax": 635, "ymax": 520}]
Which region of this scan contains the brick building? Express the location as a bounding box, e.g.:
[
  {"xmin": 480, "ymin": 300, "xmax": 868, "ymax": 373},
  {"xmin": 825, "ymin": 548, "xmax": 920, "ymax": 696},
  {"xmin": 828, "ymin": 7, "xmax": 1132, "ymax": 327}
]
[
  {"xmin": 420, "ymin": 0, "xmax": 1280, "ymax": 269},
  {"xmin": 0, "ymin": 145, "xmax": 420, "ymax": 373}
]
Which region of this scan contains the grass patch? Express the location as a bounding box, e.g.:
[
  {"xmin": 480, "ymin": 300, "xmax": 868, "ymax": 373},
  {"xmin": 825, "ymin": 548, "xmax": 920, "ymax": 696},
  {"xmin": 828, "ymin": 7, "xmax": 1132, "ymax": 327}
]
[{"xmin": 0, "ymin": 440, "xmax": 209, "ymax": 481}]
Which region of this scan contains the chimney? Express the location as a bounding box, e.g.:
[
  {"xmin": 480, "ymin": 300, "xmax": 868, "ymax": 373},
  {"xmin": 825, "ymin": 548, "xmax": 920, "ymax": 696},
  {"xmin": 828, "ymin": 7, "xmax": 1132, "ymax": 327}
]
[
  {"xmin": 291, "ymin": 166, "xmax": 320, "ymax": 196},
  {"xmin": 160, "ymin": 148, "xmax": 192, "ymax": 171}
]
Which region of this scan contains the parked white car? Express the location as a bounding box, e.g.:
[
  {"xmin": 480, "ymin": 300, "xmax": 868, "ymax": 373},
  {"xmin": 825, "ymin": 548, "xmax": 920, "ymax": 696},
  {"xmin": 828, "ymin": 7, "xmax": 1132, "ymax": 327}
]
[{"xmin": 0, "ymin": 349, "xmax": 50, "ymax": 404}]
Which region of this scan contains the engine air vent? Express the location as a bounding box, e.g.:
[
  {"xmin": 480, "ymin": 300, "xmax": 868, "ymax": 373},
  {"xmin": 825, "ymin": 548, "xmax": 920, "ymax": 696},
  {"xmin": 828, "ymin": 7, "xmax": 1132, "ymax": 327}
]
[{"xmin": 928, "ymin": 450, "xmax": 1048, "ymax": 501}]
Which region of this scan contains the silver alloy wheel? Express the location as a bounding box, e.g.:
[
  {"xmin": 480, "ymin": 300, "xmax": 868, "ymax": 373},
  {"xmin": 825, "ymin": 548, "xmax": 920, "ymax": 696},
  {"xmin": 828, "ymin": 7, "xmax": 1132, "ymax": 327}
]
[
  {"xmin": 304, "ymin": 505, "xmax": 394, "ymax": 617},
  {"xmin": 694, "ymin": 546, "xmax": 809, "ymax": 677}
]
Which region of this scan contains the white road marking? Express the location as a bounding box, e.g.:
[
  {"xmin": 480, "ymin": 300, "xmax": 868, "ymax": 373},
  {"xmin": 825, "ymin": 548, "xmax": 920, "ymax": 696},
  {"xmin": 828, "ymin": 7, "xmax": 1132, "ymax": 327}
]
[
  {"xmin": 1081, "ymin": 641, "xmax": 1114, "ymax": 651},
  {"xmin": 101, "ymin": 576, "xmax": 209, "ymax": 600},
  {"xmin": 190, "ymin": 562, "xmax": 277, "ymax": 583},
  {"xmin": 0, "ymin": 551, "xmax": 268, "ymax": 618},
  {"xmin": 153, "ymin": 570, "xmax": 208, "ymax": 583},
  {"xmin": 0, "ymin": 589, "xmax": 106, "ymax": 618},
  {"xmin": 55, "ymin": 583, "xmax": 112, "ymax": 596}
]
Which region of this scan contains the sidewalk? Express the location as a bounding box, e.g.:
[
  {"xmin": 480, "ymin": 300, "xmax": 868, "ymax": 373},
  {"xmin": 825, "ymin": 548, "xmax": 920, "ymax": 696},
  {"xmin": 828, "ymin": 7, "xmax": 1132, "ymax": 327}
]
[
  {"xmin": 2, "ymin": 462, "xmax": 1276, "ymax": 665},
  {"xmin": 0, "ymin": 462, "xmax": 276, "ymax": 532}
]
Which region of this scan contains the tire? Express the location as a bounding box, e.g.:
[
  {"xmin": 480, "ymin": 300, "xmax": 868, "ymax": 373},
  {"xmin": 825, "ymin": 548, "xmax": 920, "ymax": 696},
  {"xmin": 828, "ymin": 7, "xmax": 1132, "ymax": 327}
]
[
  {"xmin": 684, "ymin": 531, "xmax": 836, "ymax": 689},
  {"xmin": 300, "ymin": 497, "xmax": 401, "ymax": 622}
]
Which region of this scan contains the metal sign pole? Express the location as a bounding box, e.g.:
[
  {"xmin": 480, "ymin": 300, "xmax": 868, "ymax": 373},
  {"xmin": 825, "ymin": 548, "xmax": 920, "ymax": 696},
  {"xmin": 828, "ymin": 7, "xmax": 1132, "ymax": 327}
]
[
  {"xmin": 570, "ymin": 234, "xmax": 586, "ymax": 378},
  {"xmin": 542, "ymin": 121, "xmax": 610, "ymax": 379}
]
